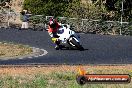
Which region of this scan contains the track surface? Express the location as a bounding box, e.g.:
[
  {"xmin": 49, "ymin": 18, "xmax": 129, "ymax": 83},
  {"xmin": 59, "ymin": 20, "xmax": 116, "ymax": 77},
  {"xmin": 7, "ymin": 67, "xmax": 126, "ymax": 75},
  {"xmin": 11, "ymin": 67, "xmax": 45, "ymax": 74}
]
[{"xmin": 0, "ymin": 28, "xmax": 132, "ymax": 65}]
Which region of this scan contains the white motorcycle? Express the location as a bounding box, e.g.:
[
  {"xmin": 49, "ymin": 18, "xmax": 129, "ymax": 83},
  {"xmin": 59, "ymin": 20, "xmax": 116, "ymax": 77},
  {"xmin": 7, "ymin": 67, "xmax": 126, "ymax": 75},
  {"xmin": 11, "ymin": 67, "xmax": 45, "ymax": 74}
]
[{"xmin": 51, "ymin": 24, "xmax": 84, "ymax": 51}]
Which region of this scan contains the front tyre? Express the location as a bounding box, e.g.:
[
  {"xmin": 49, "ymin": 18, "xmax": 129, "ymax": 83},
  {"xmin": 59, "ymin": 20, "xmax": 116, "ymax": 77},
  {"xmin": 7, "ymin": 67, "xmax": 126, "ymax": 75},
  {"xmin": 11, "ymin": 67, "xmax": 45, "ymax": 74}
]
[
  {"xmin": 69, "ymin": 37, "xmax": 84, "ymax": 51},
  {"xmin": 79, "ymin": 46, "xmax": 84, "ymax": 51}
]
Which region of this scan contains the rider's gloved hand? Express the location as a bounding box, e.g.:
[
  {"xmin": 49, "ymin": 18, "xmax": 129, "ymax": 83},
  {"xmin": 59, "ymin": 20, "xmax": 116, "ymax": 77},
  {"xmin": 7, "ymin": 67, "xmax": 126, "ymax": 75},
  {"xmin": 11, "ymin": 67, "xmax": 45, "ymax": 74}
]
[{"xmin": 49, "ymin": 32, "xmax": 53, "ymax": 37}]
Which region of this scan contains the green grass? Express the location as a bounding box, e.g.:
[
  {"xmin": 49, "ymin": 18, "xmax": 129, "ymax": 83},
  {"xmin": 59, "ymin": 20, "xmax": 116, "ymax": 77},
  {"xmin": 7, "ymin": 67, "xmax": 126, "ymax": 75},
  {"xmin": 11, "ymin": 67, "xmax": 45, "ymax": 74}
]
[
  {"xmin": 0, "ymin": 75, "xmax": 48, "ymax": 88},
  {"xmin": 0, "ymin": 72, "xmax": 131, "ymax": 88}
]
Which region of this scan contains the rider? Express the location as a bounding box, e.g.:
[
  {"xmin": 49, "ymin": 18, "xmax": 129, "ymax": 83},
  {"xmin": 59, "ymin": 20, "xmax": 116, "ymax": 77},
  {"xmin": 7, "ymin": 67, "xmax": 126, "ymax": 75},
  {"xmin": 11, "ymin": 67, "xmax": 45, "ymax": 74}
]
[{"xmin": 48, "ymin": 18, "xmax": 61, "ymax": 49}]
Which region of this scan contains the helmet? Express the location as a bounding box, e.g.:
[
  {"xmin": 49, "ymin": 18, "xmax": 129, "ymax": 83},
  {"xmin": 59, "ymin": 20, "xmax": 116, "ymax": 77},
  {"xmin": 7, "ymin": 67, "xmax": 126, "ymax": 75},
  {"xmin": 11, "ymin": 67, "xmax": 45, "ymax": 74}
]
[
  {"xmin": 49, "ymin": 18, "xmax": 55, "ymax": 24},
  {"xmin": 49, "ymin": 18, "xmax": 57, "ymax": 29}
]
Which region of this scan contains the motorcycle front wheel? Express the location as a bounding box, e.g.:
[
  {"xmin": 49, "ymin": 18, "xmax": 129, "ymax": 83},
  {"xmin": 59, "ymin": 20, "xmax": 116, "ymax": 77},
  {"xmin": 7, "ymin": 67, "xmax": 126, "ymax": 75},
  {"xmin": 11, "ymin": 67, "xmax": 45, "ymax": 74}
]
[{"xmin": 69, "ymin": 37, "xmax": 84, "ymax": 51}]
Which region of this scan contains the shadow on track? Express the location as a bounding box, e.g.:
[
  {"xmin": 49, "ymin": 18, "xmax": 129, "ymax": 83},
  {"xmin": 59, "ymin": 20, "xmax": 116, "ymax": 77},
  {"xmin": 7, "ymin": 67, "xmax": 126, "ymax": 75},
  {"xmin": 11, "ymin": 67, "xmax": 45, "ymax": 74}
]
[{"xmin": 57, "ymin": 48, "xmax": 89, "ymax": 51}]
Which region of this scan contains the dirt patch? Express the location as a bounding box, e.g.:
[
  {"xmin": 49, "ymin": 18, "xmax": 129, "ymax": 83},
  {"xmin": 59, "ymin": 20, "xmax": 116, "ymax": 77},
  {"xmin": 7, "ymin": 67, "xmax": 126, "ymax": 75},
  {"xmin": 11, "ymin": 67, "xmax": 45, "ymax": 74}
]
[
  {"xmin": 0, "ymin": 42, "xmax": 48, "ymax": 60},
  {"xmin": 0, "ymin": 42, "xmax": 32, "ymax": 58}
]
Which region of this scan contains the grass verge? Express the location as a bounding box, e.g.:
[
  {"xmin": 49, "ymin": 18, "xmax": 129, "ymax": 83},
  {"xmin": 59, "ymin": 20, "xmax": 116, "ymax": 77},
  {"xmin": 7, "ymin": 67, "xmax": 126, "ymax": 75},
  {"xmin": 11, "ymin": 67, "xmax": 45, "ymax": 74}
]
[
  {"xmin": 0, "ymin": 42, "xmax": 33, "ymax": 59},
  {"xmin": 0, "ymin": 65, "xmax": 131, "ymax": 88}
]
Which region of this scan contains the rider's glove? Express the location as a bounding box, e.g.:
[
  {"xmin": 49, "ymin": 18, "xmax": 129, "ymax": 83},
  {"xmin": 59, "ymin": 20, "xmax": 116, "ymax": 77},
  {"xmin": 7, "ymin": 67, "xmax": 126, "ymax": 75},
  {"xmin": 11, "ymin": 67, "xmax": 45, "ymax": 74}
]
[{"xmin": 49, "ymin": 32, "xmax": 53, "ymax": 37}]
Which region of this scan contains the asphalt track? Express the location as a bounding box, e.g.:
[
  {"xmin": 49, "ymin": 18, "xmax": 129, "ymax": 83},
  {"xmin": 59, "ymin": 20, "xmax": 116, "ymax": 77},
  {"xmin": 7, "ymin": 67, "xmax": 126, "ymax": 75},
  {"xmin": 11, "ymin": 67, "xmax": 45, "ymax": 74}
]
[{"xmin": 0, "ymin": 28, "xmax": 132, "ymax": 65}]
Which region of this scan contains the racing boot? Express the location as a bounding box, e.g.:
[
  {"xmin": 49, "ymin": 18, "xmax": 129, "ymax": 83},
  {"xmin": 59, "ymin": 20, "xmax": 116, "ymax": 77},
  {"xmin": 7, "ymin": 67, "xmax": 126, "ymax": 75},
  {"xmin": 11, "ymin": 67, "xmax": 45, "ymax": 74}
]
[
  {"xmin": 54, "ymin": 39, "xmax": 60, "ymax": 50},
  {"xmin": 55, "ymin": 45, "xmax": 59, "ymax": 50}
]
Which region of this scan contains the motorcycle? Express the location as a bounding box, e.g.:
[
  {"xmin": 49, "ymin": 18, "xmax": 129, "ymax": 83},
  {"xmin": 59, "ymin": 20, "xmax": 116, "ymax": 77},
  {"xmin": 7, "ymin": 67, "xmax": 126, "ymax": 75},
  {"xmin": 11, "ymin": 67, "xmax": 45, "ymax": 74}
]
[{"xmin": 51, "ymin": 24, "xmax": 84, "ymax": 51}]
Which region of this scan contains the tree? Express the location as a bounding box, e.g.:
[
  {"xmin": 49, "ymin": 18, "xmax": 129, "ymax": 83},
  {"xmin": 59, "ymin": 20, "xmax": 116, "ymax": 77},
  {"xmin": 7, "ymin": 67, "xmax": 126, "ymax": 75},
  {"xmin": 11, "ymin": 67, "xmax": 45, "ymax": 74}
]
[
  {"xmin": 105, "ymin": 0, "xmax": 117, "ymax": 11},
  {"xmin": 23, "ymin": 0, "xmax": 71, "ymax": 17},
  {"xmin": 99, "ymin": 0, "xmax": 132, "ymax": 21}
]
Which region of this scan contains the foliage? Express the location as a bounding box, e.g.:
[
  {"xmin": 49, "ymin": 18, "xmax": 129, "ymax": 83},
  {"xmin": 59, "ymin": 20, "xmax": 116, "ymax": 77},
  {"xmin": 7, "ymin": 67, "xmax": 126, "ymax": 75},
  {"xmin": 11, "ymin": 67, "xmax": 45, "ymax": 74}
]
[
  {"xmin": 91, "ymin": 0, "xmax": 132, "ymax": 21},
  {"xmin": 106, "ymin": 0, "xmax": 132, "ymax": 21},
  {"xmin": 23, "ymin": 0, "xmax": 109, "ymax": 20},
  {"xmin": 29, "ymin": 15, "xmax": 46, "ymax": 24},
  {"xmin": 23, "ymin": 0, "xmax": 70, "ymax": 17}
]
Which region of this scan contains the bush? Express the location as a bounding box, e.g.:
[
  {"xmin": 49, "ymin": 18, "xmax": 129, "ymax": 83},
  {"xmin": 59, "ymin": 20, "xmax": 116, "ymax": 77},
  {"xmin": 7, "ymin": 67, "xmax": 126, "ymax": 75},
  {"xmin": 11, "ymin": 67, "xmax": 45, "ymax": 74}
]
[
  {"xmin": 23, "ymin": 0, "xmax": 108, "ymax": 20},
  {"xmin": 23, "ymin": 0, "xmax": 71, "ymax": 17}
]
